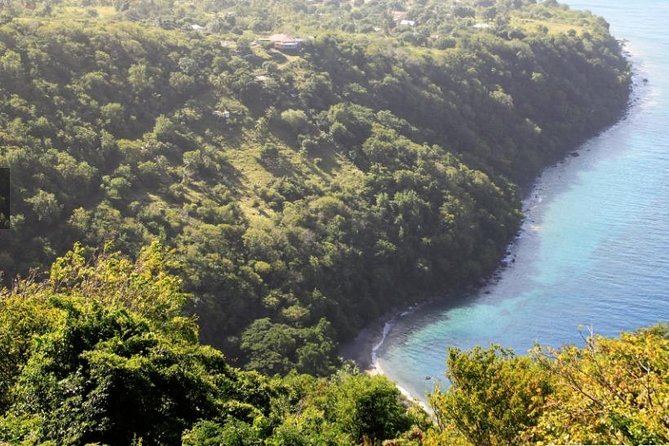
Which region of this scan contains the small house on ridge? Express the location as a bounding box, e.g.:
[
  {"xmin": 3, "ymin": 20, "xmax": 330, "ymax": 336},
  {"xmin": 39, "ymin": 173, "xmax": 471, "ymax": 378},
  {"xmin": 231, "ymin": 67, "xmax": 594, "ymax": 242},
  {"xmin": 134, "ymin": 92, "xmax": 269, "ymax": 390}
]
[{"xmin": 265, "ymin": 34, "xmax": 302, "ymax": 51}]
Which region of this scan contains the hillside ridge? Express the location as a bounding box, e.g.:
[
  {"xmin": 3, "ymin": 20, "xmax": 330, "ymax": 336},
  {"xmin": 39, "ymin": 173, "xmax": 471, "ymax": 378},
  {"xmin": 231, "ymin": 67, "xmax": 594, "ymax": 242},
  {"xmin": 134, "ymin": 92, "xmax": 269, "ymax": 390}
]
[{"xmin": 0, "ymin": 0, "xmax": 631, "ymax": 374}]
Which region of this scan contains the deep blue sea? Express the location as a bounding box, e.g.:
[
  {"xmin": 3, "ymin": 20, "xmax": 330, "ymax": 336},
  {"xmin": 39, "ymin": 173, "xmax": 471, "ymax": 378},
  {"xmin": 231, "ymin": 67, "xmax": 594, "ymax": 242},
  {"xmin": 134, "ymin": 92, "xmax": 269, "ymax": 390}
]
[{"xmin": 376, "ymin": 0, "xmax": 669, "ymax": 402}]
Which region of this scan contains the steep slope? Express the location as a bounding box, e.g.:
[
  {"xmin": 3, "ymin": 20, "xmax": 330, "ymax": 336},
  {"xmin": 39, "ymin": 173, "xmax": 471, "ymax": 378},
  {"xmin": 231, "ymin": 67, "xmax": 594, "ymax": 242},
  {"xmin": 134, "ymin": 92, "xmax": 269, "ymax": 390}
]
[{"xmin": 0, "ymin": 0, "xmax": 630, "ymax": 372}]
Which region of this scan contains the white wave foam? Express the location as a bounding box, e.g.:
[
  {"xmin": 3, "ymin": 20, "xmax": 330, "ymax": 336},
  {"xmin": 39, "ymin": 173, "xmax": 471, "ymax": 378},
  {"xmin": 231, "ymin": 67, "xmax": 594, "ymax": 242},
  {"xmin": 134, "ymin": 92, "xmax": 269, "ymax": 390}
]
[{"xmin": 371, "ymin": 319, "xmax": 395, "ymax": 364}]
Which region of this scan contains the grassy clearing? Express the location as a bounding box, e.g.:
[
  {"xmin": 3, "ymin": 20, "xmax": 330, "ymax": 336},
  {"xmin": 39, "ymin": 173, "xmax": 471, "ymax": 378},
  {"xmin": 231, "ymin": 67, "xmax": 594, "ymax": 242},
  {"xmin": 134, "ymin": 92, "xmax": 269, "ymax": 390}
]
[{"xmin": 510, "ymin": 17, "xmax": 585, "ymax": 36}]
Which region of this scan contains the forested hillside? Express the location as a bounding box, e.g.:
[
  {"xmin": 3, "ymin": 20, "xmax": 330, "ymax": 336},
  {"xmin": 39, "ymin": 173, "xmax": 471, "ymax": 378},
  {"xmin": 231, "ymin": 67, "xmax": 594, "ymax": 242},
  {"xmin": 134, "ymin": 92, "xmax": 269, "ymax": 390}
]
[{"xmin": 0, "ymin": 0, "xmax": 630, "ymax": 373}]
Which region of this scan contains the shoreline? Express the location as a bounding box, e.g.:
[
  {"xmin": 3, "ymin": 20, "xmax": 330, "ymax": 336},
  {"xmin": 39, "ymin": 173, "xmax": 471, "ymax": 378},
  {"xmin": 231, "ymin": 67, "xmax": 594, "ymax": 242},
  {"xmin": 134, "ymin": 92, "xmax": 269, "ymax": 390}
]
[
  {"xmin": 338, "ymin": 169, "xmax": 558, "ymax": 406},
  {"xmin": 339, "ymin": 304, "xmax": 434, "ymax": 412},
  {"xmin": 338, "ymin": 154, "xmax": 584, "ymax": 407},
  {"xmin": 340, "ymin": 41, "xmax": 639, "ymax": 408},
  {"xmin": 340, "ymin": 108, "xmax": 636, "ymax": 410}
]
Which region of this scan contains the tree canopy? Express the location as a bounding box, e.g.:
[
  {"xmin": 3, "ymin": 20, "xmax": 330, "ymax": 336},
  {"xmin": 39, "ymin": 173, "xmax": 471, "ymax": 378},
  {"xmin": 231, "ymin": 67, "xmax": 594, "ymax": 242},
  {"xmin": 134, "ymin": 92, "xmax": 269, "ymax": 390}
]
[
  {"xmin": 0, "ymin": 246, "xmax": 665, "ymax": 445},
  {"xmin": 426, "ymin": 326, "xmax": 669, "ymax": 446},
  {"xmin": 0, "ymin": 244, "xmax": 423, "ymax": 445}
]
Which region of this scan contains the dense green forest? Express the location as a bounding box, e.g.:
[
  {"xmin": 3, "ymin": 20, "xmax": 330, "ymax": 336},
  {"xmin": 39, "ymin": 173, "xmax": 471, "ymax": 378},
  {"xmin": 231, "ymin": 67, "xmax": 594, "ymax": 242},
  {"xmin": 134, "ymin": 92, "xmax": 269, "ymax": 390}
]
[
  {"xmin": 0, "ymin": 0, "xmax": 630, "ymax": 375},
  {"xmin": 0, "ymin": 247, "xmax": 666, "ymax": 445},
  {"xmin": 0, "ymin": 168, "xmax": 8, "ymax": 229}
]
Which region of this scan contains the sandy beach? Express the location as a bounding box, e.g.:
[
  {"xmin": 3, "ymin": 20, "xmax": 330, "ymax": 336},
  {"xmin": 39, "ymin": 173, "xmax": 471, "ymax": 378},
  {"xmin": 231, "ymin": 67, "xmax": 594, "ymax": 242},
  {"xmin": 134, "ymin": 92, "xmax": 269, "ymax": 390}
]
[
  {"xmin": 339, "ymin": 308, "xmax": 433, "ymax": 411},
  {"xmin": 341, "ymin": 316, "xmax": 435, "ymax": 415},
  {"xmin": 339, "ymin": 313, "xmax": 390, "ymax": 374}
]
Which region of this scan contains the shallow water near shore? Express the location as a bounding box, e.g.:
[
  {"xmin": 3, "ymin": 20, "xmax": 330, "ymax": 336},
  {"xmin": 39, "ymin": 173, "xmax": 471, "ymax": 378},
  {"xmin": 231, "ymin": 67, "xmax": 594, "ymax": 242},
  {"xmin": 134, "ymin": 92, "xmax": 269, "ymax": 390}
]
[{"xmin": 375, "ymin": 0, "xmax": 669, "ymax": 402}]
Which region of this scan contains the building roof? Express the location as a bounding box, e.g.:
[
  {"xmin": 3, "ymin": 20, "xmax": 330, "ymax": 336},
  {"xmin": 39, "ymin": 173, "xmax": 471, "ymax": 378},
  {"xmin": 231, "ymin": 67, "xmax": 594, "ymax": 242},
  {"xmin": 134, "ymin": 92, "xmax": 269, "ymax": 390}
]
[
  {"xmin": 269, "ymin": 33, "xmax": 297, "ymax": 43},
  {"xmin": 391, "ymin": 10, "xmax": 408, "ymax": 21}
]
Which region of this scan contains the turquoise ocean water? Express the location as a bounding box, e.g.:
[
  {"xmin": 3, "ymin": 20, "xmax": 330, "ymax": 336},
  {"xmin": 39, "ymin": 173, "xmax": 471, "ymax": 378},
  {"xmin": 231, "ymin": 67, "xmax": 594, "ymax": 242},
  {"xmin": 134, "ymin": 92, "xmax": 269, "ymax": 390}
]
[{"xmin": 375, "ymin": 0, "xmax": 669, "ymax": 401}]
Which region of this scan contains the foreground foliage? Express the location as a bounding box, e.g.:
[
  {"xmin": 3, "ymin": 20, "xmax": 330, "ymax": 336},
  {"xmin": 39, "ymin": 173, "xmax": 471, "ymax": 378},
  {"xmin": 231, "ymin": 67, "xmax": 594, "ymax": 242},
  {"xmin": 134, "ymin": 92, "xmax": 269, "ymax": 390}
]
[
  {"xmin": 427, "ymin": 326, "xmax": 669, "ymax": 446},
  {"xmin": 0, "ymin": 245, "xmax": 424, "ymax": 445},
  {"xmin": 0, "ymin": 247, "xmax": 666, "ymax": 445}
]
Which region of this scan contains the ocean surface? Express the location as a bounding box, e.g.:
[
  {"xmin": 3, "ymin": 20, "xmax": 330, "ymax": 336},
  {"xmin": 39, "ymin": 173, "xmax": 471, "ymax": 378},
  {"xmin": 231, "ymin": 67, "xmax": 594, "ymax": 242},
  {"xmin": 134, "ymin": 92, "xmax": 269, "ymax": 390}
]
[{"xmin": 375, "ymin": 0, "xmax": 669, "ymax": 402}]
